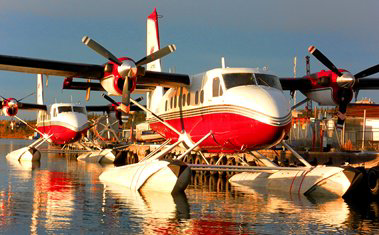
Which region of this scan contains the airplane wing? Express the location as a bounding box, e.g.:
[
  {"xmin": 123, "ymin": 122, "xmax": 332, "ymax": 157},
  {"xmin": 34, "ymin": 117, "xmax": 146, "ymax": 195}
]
[
  {"xmin": 0, "ymin": 54, "xmax": 190, "ymax": 89},
  {"xmin": 0, "ymin": 54, "xmax": 104, "ymax": 79},
  {"xmin": 85, "ymin": 105, "xmax": 113, "ymax": 113},
  {"xmin": 86, "ymin": 104, "xmax": 142, "ymax": 113},
  {"xmin": 18, "ymin": 102, "xmax": 47, "ymax": 111},
  {"xmin": 279, "ymin": 77, "xmax": 313, "ymax": 90},
  {"xmin": 137, "ymin": 71, "xmax": 190, "ymax": 88}
]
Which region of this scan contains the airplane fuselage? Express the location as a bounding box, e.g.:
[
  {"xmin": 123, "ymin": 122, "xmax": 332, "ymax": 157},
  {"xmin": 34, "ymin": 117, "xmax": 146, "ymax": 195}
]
[
  {"xmin": 37, "ymin": 103, "xmax": 89, "ymax": 145},
  {"xmin": 147, "ymin": 68, "xmax": 292, "ymax": 153}
]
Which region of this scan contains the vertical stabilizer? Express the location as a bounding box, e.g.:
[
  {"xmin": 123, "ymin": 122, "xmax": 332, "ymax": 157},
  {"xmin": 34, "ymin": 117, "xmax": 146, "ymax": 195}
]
[
  {"xmin": 36, "ymin": 74, "xmax": 45, "ymax": 122},
  {"xmin": 146, "ymin": 8, "xmax": 164, "ymax": 115},
  {"xmin": 146, "ymin": 8, "xmax": 162, "ymax": 72}
]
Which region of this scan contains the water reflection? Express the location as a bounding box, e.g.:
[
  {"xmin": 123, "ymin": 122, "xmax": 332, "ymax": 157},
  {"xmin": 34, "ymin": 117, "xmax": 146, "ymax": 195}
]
[
  {"xmin": 102, "ymin": 184, "xmax": 190, "ymax": 234},
  {"xmin": 1, "ymin": 139, "xmax": 379, "ymax": 234},
  {"xmin": 32, "ymin": 170, "xmax": 76, "ymax": 233},
  {"xmin": 188, "ymin": 173, "xmax": 379, "ymax": 234}
]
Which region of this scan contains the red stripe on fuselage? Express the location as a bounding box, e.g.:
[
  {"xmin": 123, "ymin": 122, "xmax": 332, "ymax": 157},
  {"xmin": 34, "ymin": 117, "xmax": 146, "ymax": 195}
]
[
  {"xmin": 37, "ymin": 125, "xmax": 84, "ymax": 145},
  {"xmin": 149, "ymin": 113, "xmax": 291, "ymax": 153}
]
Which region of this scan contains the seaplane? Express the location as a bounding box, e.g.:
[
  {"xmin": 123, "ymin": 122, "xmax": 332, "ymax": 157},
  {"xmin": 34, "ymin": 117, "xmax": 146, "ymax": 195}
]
[
  {"xmin": 0, "ymin": 8, "xmax": 376, "ymax": 197},
  {"xmin": 0, "ymin": 74, "xmax": 133, "ymax": 163}
]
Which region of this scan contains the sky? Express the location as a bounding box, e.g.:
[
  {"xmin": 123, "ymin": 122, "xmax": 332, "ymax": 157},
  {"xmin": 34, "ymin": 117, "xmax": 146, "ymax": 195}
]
[{"xmin": 1, "ymin": 0, "xmax": 379, "ymax": 119}]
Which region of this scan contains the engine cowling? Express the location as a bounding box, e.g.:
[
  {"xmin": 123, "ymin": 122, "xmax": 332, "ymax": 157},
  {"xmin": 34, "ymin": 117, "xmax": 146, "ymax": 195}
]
[
  {"xmin": 302, "ymin": 70, "xmax": 354, "ymax": 106},
  {"xmin": 100, "ymin": 57, "xmax": 137, "ymax": 96},
  {"xmin": 1, "ymin": 98, "xmax": 19, "ymax": 116}
]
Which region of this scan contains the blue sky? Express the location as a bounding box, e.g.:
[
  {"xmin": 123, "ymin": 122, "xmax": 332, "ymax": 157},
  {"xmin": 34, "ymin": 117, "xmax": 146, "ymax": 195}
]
[{"xmin": 1, "ymin": 1, "xmax": 379, "ymax": 119}]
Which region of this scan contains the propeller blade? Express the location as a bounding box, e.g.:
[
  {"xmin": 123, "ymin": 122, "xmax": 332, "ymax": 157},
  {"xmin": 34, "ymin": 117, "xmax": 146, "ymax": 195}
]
[
  {"xmin": 135, "ymin": 96, "xmax": 144, "ymax": 103},
  {"xmin": 101, "ymin": 93, "xmax": 119, "ymax": 106},
  {"xmin": 121, "ymin": 76, "xmax": 130, "ymax": 107},
  {"xmin": 115, "ymin": 109, "xmax": 123, "ymax": 127},
  {"xmin": 115, "ymin": 75, "xmax": 131, "ymax": 115},
  {"xmin": 354, "ymin": 90, "xmax": 359, "ymax": 102},
  {"xmin": 82, "ymin": 36, "xmax": 121, "ymax": 65},
  {"xmin": 18, "ymin": 92, "xmax": 36, "ymax": 102},
  {"xmin": 308, "ymin": 46, "xmax": 343, "ymax": 77},
  {"xmin": 135, "ymin": 44, "xmax": 176, "ymax": 66},
  {"xmin": 354, "ymin": 64, "xmax": 379, "ymax": 79},
  {"xmin": 336, "ymin": 103, "xmax": 347, "ymax": 129}
]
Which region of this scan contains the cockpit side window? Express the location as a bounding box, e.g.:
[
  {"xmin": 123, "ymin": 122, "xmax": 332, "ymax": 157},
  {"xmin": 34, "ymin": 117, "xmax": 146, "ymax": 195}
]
[
  {"xmin": 213, "ymin": 77, "xmax": 220, "ymax": 97},
  {"xmin": 223, "ymin": 73, "xmax": 256, "ymax": 89},
  {"xmin": 255, "ymin": 74, "xmax": 282, "ymax": 90},
  {"xmin": 57, "ymin": 106, "xmax": 72, "ymax": 113},
  {"xmin": 73, "ymin": 106, "xmax": 86, "ymax": 114}
]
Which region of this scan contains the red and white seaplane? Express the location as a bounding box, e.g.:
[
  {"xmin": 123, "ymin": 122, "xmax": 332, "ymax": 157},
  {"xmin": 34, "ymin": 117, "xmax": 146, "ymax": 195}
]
[
  {"xmin": 0, "ymin": 8, "xmax": 376, "ymax": 196},
  {"xmin": 0, "ymin": 74, "xmax": 129, "ymax": 163}
]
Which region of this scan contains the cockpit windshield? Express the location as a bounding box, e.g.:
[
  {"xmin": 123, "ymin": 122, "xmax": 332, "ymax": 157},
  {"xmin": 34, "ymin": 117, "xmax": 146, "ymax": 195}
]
[
  {"xmin": 222, "ymin": 73, "xmax": 282, "ymax": 90},
  {"xmin": 57, "ymin": 106, "xmax": 72, "ymax": 113},
  {"xmin": 255, "ymin": 73, "xmax": 282, "ymax": 90},
  {"xmin": 223, "ymin": 73, "xmax": 256, "ymax": 89}
]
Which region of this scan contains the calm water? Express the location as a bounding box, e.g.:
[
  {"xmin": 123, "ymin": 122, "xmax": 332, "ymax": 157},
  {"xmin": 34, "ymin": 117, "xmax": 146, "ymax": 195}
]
[{"xmin": 1, "ymin": 139, "xmax": 379, "ymax": 234}]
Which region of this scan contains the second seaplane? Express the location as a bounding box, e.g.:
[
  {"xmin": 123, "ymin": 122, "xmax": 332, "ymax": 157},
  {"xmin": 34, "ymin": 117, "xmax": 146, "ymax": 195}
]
[{"xmin": 0, "ymin": 73, "xmax": 136, "ymax": 163}]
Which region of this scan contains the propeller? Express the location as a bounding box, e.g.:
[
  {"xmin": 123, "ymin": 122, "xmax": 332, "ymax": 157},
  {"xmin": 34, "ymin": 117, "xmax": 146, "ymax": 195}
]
[
  {"xmin": 308, "ymin": 45, "xmax": 379, "ymax": 128},
  {"xmin": 0, "ymin": 92, "xmax": 35, "ymax": 111},
  {"xmin": 0, "ymin": 97, "xmax": 18, "ymax": 116},
  {"xmin": 82, "ymin": 36, "xmax": 176, "ymax": 109}
]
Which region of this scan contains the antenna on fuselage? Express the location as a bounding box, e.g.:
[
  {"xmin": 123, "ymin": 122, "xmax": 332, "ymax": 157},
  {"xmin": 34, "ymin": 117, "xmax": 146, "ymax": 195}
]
[{"xmin": 221, "ymin": 57, "xmax": 226, "ymax": 69}]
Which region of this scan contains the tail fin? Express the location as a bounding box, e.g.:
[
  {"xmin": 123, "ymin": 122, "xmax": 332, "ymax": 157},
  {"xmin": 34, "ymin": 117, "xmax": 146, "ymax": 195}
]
[
  {"xmin": 37, "ymin": 74, "xmax": 45, "ymax": 122},
  {"xmin": 146, "ymin": 8, "xmax": 162, "ymax": 72},
  {"xmin": 146, "ymin": 8, "xmax": 164, "ymax": 114}
]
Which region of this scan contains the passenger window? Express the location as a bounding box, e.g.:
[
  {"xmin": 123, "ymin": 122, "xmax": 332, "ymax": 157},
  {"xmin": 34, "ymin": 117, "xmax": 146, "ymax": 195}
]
[
  {"xmin": 170, "ymin": 97, "xmax": 173, "ymax": 109},
  {"xmin": 187, "ymin": 93, "xmax": 191, "ymax": 106},
  {"xmin": 174, "ymin": 95, "xmax": 177, "ymax": 108},
  {"xmin": 195, "ymin": 91, "xmax": 199, "ymax": 105},
  {"xmin": 200, "ymin": 90, "xmax": 204, "ymax": 103},
  {"xmin": 213, "ymin": 77, "xmax": 220, "ymax": 97},
  {"xmin": 165, "ymin": 100, "xmax": 168, "ymax": 111}
]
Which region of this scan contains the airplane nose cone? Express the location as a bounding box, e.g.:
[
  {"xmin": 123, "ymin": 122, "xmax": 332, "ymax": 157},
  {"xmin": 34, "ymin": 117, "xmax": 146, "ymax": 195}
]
[{"xmin": 224, "ymin": 86, "xmax": 291, "ymax": 126}]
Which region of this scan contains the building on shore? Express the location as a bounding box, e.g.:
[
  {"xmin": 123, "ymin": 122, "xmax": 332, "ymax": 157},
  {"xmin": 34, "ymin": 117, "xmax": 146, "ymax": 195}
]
[{"xmin": 288, "ymin": 99, "xmax": 379, "ymax": 152}]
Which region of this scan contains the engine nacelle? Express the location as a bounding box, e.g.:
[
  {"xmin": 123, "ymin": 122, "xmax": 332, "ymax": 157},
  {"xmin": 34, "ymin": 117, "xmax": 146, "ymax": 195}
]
[
  {"xmin": 1, "ymin": 98, "xmax": 19, "ymax": 116},
  {"xmin": 100, "ymin": 57, "xmax": 137, "ymax": 96},
  {"xmin": 302, "ymin": 70, "xmax": 354, "ymax": 106}
]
